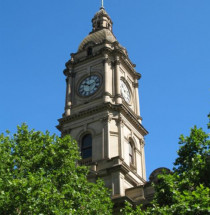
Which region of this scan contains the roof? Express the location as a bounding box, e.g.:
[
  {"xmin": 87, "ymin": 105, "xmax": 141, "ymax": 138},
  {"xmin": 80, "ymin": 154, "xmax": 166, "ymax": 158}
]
[{"xmin": 78, "ymin": 28, "xmax": 117, "ymax": 52}]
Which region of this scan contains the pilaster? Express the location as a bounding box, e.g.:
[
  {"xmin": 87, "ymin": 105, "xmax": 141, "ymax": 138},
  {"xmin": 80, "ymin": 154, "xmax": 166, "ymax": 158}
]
[
  {"xmin": 103, "ymin": 53, "xmax": 111, "ymax": 103},
  {"xmin": 64, "ymin": 68, "xmax": 74, "ymax": 116},
  {"xmin": 115, "ymin": 56, "xmax": 122, "ymax": 104},
  {"xmin": 101, "ymin": 116, "xmax": 112, "ymax": 159},
  {"xmin": 116, "ymin": 117, "xmax": 125, "ymax": 160},
  {"xmin": 112, "ymin": 172, "xmax": 125, "ymax": 197},
  {"xmin": 141, "ymin": 139, "xmax": 146, "ymax": 180}
]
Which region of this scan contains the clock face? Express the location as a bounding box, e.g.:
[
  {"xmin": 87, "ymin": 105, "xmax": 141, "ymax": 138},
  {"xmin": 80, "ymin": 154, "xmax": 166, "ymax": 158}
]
[
  {"xmin": 78, "ymin": 75, "xmax": 101, "ymax": 97},
  {"xmin": 120, "ymin": 80, "xmax": 131, "ymax": 103}
]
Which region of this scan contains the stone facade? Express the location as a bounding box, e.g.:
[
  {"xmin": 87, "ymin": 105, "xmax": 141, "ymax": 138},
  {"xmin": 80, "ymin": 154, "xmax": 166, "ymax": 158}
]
[{"xmin": 57, "ymin": 7, "xmax": 150, "ymax": 205}]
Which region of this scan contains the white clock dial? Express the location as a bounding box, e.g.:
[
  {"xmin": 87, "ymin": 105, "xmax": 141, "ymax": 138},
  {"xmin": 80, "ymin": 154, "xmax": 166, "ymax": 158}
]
[
  {"xmin": 78, "ymin": 75, "xmax": 101, "ymax": 96},
  {"xmin": 120, "ymin": 80, "xmax": 131, "ymax": 103}
]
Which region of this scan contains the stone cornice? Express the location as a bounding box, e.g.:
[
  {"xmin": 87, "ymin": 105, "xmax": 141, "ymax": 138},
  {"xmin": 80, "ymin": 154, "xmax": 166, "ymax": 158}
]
[
  {"xmin": 106, "ymin": 161, "xmax": 145, "ymax": 186},
  {"xmin": 57, "ymin": 103, "xmax": 148, "ymax": 136},
  {"xmin": 122, "ymin": 162, "xmax": 146, "ymax": 184},
  {"xmin": 64, "ymin": 41, "xmax": 141, "ymax": 79},
  {"xmin": 63, "ymin": 68, "xmax": 75, "ymax": 77},
  {"xmin": 65, "ymin": 53, "xmax": 104, "ymax": 70},
  {"xmin": 120, "ymin": 104, "xmax": 148, "ymax": 135}
]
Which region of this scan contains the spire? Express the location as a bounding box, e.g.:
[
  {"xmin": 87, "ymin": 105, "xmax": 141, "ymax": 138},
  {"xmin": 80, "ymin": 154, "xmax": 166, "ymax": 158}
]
[{"xmin": 91, "ymin": 7, "xmax": 113, "ymax": 33}]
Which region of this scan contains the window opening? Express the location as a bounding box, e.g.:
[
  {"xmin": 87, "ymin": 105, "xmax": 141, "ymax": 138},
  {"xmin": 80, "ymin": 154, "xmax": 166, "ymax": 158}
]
[
  {"xmin": 81, "ymin": 134, "xmax": 92, "ymax": 159},
  {"xmin": 87, "ymin": 47, "xmax": 93, "ymax": 56},
  {"xmin": 129, "ymin": 142, "xmax": 134, "ymax": 165},
  {"xmin": 97, "ymin": 21, "xmax": 100, "ymax": 28}
]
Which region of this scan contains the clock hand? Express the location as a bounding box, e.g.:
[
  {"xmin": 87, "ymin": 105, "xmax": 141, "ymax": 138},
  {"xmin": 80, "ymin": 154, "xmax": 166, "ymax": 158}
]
[
  {"xmin": 88, "ymin": 80, "xmax": 94, "ymax": 86},
  {"xmin": 86, "ymin": 81, "xmax": 92, "ymax": 86},
  {"xmin": 89, "ymin": 83, "xmax": 95, "ymax": 90}
]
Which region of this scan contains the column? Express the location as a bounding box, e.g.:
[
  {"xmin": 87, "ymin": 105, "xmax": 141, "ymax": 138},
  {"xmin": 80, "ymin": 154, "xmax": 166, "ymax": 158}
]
[
  {"xmin": 134, "ymin": 80, "xmax": 140, "ymax": 116},
  {"xmin": 117, "ymin": 117, "xmax": 124, "ymax": 160},
  {"xmin": 103, "ymin": 53, "xmax": 109, "ymax": 102},
  {"xmin": 64, "ymin": 76, "xmax": 71, "ymax": 116},
  {"xmin": 64, "ymin": 68, "xmax": 73, "ymax": 116},
  {"xmin": 141, "ymin": 140, "xmax": 146, "ymax": 180},
  {"xmin": 101, "ymin": 116, "xmax": 111, "ymax": 159},
  {"xmin": 115, "ymin": 56, "xmax": 122, "ymax": 104},
  {"xmin": 111, "ymin": 172, "xmax": 125, "ymax": 197}
]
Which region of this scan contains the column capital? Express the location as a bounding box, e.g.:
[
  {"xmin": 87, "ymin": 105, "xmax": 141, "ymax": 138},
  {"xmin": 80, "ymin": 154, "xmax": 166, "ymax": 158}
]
[
  {"xmin": 63, "ymin": 68, "xmax": 69, "ymax": 76},
  {"xmin": 101, "ymin": 115, "xmax": 112, "ymax": 124},
  {"xmin": 140, "ymin": 139, "xmax": 145, "ymax": 147},
  {"xmin": 104, "ymin": 53, "xmax": 109, "ymax": 58},
  {"xmin": 115, "ymin": 93, "xmax": 122, "ymax": 99},
  {"xmin": 65, "ymin": 104, "xmax": 71, "ymax": 109},
  {"xmin": 116, "ymin": 117, "xmax": 124, "ymax": 127},
  {"xmin": 115, "ymin": 55, "xmax": 120, "ymax": 61},
  {"xmin": 114, "ymin": 59, "xmax": 120, "ymax": 66},
  {"xmin": 103, "ymin": 58, "xmax": 111, "ymax": 65},
  {"xmin": 135, "ymin": 73, "xmax": 141, "ymax": 80},
  {"xmin": 132, "ymin": 82, "xmax": 139, "ymax": 88},
  {"xmin": 63, "ymin": 68, "xmax": 75, "ymax": 77}
]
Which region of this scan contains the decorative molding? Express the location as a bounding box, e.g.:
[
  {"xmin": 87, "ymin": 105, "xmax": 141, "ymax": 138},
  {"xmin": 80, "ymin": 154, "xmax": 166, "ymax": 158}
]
[
  {"xmin": 114, "ymin": 59, "xmax": 120, "ymax": 66},
  {"xmin": 107, "ymin": 163, "xmax": 130, "ymax": 175},
  {"xmin": 65, "ymin": 43, "xmax": 139, "ymax": 79},
  {"xmin": 79, "ymin": 158, "xmax": 93, "ymax": 166},
  {"xmin": 135, "ymin": 148, "xmax": 141, "ymax": 155},
  {"xmin": 123, "ymin": 164, "xmax": 146, "ymax": 185},
  {"xmin": 101, "ymin": 115, "xmax": 112, "ymax": 124},
  {"xmin": 110, "ymin": 131, "xmax": 119, "ymax": 136},
  {"xmin": 103, "ymin": 60, "xmax": 112, "ymax": 67},
  {"xmin": 115, "ymin": 93, "xmax": 122, "ymax": 98},
  {"xmin": 83, "ymin": 41, "xmax": 96, "ymax": 49},
  {"xmin": 64, "ymin": 69, "xmax": 75, "ymax": 78},
  {"xmin": 104, "ymin": 92, "xmax": 114, "ymax": 98},
  {"xmin": 65, "ymin": 104, "xmax": 71, "ymax": 109},
  {"xmin": 62, "ymin": 128, "xmax": 72, "ymax": 136},
  {"xmin": 131, "ymin": 130, "xmax": 134, "ymax": 138},
  {"xmin": 116, "ymin": 116, "xmax": 124, "ymax": 127},
  {"xmin": 135, "ymin": 73, "xmax": 141, "ymax": 80},
  {"xmin": 132, "ymin": 82, "xmax": 139, "ymax": 88},
  {"xmin": 140, "ymin": 139, "xmax": 145, "ymax": 147},
  {"xmin": 120, "ymin": 173, "xmax": 125, "ymax": 180},
  {"xmin": 57, "ymin": 103, "xmax": 147, "ymax": 136}
]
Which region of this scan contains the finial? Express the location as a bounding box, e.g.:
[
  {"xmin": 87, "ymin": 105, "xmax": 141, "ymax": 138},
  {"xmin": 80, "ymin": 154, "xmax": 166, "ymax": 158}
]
[{"xmin": 101, "ymin": 0, "xmax": 104, "ymax": 9}]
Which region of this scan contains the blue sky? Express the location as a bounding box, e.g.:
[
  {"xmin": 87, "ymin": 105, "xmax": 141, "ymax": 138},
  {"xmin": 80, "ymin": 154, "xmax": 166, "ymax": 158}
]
[{"xmin": 0, "ymin": 0, "xmax": 209, "ymax": 179}]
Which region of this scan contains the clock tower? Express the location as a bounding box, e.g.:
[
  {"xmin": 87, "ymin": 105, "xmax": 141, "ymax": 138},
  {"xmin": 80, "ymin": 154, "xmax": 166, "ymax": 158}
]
[{"xmin": 57, "ymin": 6, "xmax": 148, "ymax": 201}]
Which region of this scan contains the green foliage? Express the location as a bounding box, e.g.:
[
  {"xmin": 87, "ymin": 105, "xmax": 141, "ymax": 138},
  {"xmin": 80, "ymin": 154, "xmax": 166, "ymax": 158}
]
[
  {"xmin": 0, "ymin": 124, "xmax": 113, "ymax": 215},
  {"xmin": 123, "ymin": 115, "xmax": 210, "ymax": 215},
  {"xmin": 174, "ymin": 126, "xmax": 210, "ymax": 188}
]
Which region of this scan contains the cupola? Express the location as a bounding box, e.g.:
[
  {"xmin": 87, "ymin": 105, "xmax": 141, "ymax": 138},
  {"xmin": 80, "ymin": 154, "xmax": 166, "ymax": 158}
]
[
  {"xmin": 78, "ymin": 7, "xmax": 116, "ymax": 52},
  {"xmin": 91, "ymin": 7, "xmax": 113, "ymax": 32}
]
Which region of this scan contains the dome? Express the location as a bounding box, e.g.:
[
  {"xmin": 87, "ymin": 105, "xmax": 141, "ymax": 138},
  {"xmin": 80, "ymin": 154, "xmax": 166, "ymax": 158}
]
[
  {"xmin": 78, "ymin": 7, "xmax": 116, "ymax": 52},
  {"xmin": 78, "ymin": 28, "xmax": 117, "ymax": 52}
]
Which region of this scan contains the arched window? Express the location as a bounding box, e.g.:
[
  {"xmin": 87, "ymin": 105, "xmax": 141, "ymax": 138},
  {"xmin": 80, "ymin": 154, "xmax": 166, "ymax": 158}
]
[
  {"xmin": 81, "ymin": 134, "xmax": 92, "ymax": 159},
  {"xmin": 87, "ymin": 47, "xmax": 92, "ymax": 56},
  {"xmin": 97, "ymin": 21, "xmax": 100, "ymax": 28},
  {"xmin": 129, "ymin": 142, "xmax": 134, "ymax": 165}
]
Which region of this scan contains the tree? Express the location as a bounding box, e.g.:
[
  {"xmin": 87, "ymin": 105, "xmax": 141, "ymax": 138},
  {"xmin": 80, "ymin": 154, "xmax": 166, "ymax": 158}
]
[
  {"xmin": 0, "ymin": 124, "xmax": 113, "ymax": 215},
  {"xmin": 122, "ymin": 115, "xmax": 210, "ymax": 215}
]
